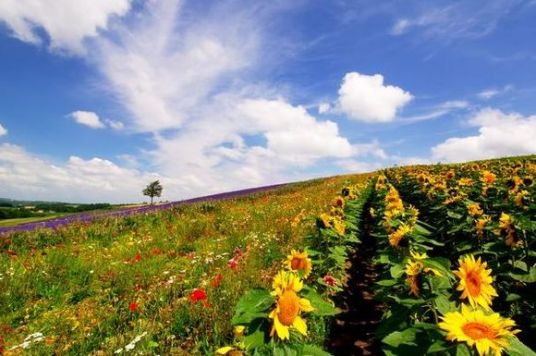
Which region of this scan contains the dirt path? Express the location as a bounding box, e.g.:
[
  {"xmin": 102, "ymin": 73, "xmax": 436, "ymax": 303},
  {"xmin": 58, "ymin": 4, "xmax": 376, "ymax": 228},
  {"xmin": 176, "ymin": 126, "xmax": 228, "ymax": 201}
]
[{"xmin": 327, "ymin": 210, "xmax": 384, "ymax": 355}]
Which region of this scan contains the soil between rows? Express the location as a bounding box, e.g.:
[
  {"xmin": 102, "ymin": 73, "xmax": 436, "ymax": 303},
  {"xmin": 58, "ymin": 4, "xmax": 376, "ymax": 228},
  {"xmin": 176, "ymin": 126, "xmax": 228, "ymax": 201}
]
[{"xmin": 327, "ymin": 208, "xmax": 384, "ymax": 355}]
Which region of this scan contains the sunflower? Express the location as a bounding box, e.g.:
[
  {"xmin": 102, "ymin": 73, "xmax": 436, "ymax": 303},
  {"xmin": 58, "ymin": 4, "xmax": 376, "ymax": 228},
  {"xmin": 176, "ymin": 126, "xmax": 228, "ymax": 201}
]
[
  {"xmin": 458, "ymin": 177, "xmax": 474, "ymax": 187},
  {"xmin": 410, "ymin": 250, "xmax": 428, "ymax": 261},
  {"xmin": 388, "ymin": 223, "xmax": 412, "ymax": 247},
  {"xmin": 405, "ymin": 260, "xmax": 423, "ymax": 296},
  {"xmin": 481, "ymin": 171, "xmax": 497, "ymax": 185},
  {"xmin": 269, "ymin": 271, "xmax": 314, "ymax": 340},
  {"xmin": 454, "ymin": 255, "xmax": 497, "ymax": 310},
  {"xmin": 467, "ymin": 203, "xmax": 483, "ymax": 217},
  {"xmin": 333, "ymin": 196, "xmax": 345, "ymax": 209},
  {"xmin": 385, "ymin": 185, "xmax": 405, "ymax": 213},
  {"xmin": 439, "ymin": 304, "xmax": 519, "ymax": 356},
  {"xmin": 332, "ymin": 217, "xmax": 346, "ymax": 236},
  {"xmin": 475, "ymin": 215, "xmax": 491, "ymax": 238},
  {"xmin": 286, "ymin": 250, "xmax": 312, "ymax": 277},
  {"xmin": 514, "ymin": 190, "xmax": 529, "ymax": 207},
  {"xmin": 272, "ymin": 270, "xmax": 303, "ymax": 296}
]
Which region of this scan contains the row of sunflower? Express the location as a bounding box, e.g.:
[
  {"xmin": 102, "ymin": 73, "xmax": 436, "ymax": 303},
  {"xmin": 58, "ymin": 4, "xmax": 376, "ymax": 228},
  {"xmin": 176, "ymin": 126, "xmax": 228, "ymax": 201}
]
[
  {"xmin": 370, "ymin": 159, "xmax": 535, "ymax": 356},
  {"xmin": 216, "ymin": 180, "xmax": 373, "ymax": 355}
]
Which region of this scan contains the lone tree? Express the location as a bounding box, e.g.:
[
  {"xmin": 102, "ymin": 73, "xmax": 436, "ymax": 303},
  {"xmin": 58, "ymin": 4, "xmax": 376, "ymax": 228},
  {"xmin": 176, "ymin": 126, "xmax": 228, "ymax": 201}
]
[{"xmin": 143, "ymin": 180, "xmax": 163, "ymax": 204}]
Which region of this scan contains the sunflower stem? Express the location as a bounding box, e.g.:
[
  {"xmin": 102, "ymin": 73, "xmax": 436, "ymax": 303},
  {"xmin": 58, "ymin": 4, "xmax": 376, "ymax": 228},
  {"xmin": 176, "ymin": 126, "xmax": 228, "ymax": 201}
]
[{"xmin": 425, "ymin": 278, "xmax": 439, "ymax": 324}]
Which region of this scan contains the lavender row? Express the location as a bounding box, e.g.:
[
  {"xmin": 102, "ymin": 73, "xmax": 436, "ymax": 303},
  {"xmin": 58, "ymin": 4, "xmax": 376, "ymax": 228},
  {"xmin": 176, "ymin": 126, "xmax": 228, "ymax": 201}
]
[{"xmin": 0, "ymin": 184, "xmax": 286, "ymax": 235}]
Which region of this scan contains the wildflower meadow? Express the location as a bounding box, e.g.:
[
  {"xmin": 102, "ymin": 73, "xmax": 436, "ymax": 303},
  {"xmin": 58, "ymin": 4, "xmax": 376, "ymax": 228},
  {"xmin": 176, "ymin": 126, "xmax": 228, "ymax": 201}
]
[{"xmin": 1, "ymin": 156, "xmax": 535, "ymax": 355}]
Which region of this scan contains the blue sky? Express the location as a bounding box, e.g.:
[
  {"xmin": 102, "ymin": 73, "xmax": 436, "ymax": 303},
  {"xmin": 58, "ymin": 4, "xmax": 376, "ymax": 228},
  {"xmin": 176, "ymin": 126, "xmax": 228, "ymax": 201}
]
[{"xmin": 0, "ymin": 0, "xmax": 535, "ymax": 203}]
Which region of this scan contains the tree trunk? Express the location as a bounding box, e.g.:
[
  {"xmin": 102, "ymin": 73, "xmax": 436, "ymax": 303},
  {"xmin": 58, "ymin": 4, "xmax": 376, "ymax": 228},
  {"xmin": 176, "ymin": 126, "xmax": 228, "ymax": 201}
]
[{"xmin": 150, "ymin": 196, "xmax": 154, "ymax": 205}]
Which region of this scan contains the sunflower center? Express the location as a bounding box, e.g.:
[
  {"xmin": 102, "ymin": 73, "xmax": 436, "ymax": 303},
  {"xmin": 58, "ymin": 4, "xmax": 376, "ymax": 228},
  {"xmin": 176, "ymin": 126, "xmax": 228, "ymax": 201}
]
[
  {"xmin": 462, "ymin": 322, "xmax": 497, "ymax": 340},
  {"xmin": 291, "ymin": 257, "xmax": 307, "ymax": 271},
  {"xmin": 466, "ymin": 270, "xmax": 481, "ymax": 296},
  {"xmin": 277, "ymin": 290, "xmax": 300, "ymax": 326}
]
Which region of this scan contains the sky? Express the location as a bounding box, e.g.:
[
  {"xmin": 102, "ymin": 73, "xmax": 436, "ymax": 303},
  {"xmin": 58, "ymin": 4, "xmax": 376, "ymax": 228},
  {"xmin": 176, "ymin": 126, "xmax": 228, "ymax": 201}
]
[{"xmin": 0, "ymin": 0, "xmax": 535, "ymax": 203}]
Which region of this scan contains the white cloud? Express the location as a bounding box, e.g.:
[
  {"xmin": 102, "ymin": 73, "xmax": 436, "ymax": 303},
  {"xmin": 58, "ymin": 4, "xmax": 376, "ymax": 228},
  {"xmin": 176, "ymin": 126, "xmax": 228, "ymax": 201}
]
[
  {"xmin": 432, "ymin": 108, "xmax": 536, "ymax": 162},
  {"xmin": 152, "ymin": 97, "xmax": 356, "ymax": 193},
  {"xmin": 400, "ymin": 100, "xmax": 469, "ymax": 124},
  {"xmin": 336, "ymin": 159, "xmax": 383, "ymax": 173},
  {"xmin": 389, "ymin": 2, "xmax": 520, "ymax": 41},
  {"xmin": 95, "ymin": 0, "xmax": 258, "ymax": 132},
  {"xmin": 0, "ymin": 1, "xmax": 393, "ymax": 202},
  {"xmin": 390, "ymin": 18, "xmax": 411, "ymax": 35},
  {"xmin": 0, "ymin": 143, "xmax": 178, "ymax": 203},
  {"xmin": 0, "ymin": 0, "xmax": 131, "ymax": 54},
  {"xmin": 477, "ymin": 85, "xmax": 513, "ymax": 100},
  {"xmin": 106, "ymin": 120, "xmax": 124, "ymax": 130},
  {"xmin": 0, "ymin": 123, "xmax": 6, "ymax": 136},
  {"xmin": 69, "ymin": 111, "xmax": 105, "ymax": 129},
  {"xmin": 318, "ymin": 102, "xmax": 331, "ymax": 114},
  {"xmin": 336, "ymin": 72, "xmax": 412, "ymax": 122}
]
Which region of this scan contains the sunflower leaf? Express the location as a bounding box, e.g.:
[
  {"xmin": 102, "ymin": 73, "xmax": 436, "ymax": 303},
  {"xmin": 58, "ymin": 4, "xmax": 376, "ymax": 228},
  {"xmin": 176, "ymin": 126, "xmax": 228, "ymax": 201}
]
[
  {"xmin": 301, "ymin": 289, "xmax": 338, "ymax": 316},
  {"xmin": 506, "ymin": 336, "xmax": 536, "ymax": 356}
]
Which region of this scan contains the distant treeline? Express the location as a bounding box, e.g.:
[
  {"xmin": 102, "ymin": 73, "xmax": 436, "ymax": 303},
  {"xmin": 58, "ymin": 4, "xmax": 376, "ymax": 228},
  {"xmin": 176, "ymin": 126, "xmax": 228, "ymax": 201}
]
[{"xmin": 0, "ymin": 203, "xmax": 112, "ymax": 220}]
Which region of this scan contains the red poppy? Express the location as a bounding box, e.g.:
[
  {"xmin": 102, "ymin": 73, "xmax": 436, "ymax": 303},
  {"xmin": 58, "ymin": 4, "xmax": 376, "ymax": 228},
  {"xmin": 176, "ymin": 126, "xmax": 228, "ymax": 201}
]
[
  {"xmin": 129, "ymin": 302, "xmax": 138, "ymax": 312},
  {"xmin": 190, "ymin": 288, "xmax": 207, "ymax": 303},
  {"xmin": 134, "ymin": 254, "xmax": 142, "ymax": 262},
  {"xmin": 323, "ymin": 274, "xmax": 337, "ymax": 287},
  {"xmin": 228, "ymin": 257, "xmax": 238, "ymax": 270},
  {"xmin": 212, "ymin": 273, "xmax": 223, "ymax": 288},
  {"xmin": 234, "ymin": 247, "xmax": 243, "ymax": 258}
]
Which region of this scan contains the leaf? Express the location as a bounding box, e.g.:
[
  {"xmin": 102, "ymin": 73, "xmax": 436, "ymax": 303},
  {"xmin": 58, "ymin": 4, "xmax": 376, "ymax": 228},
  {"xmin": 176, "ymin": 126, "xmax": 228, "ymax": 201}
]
[
  {"xmin": 507, "ymin": 336, "xmax": 536, "ymax": 356},
  {"xmin": 232, "ymin": 289, "xmax": 273, "ymax": 325},
  {"xmin": 301, "ymin": 288, "xmax": 338, "ymax": 316},
  {"xmin": 447, "ymin": 211, "xmax": 463, "ymax": 220},
  {"xmin": 509, "ymin": 265, "xmax": 536, "ymax": 283},
  {"xmin": 243, "ymin": 319, "xmax": 269, "ymax": 350},
  {"xmin": 273, "ymin": 344, "xmax": 299, "ymax": 356},
  {"xmin": 506, "ymin": 293, "xmax": 522, "ymax": 302},
  {"xmin": 390, "ymin": 264, "xmax": 404, "ymax": 279},
  {"xmin": 301, "ymin": 344, "xmax": 332, "ymax": 356},
  {"xmin": 456, "ymin": 343, "xmax": 472, "ymax": 356},
  {"xmin": 423, "ymin": 258, "xmax": 453, "ymax": 278},
  {"xmin": 435, "ymin": 295, "xmax": 456, "ymax": 315},
  {"xmin": 382, "ymin": 328, "xmax": 418, "ymax": 347},
  {"xmin": 376, "ymin": 279, "xmax": 397, "ymax": 287},
  {"xmin": 427, "ymin": 339, "xmax": 451, "ymax": 353}
]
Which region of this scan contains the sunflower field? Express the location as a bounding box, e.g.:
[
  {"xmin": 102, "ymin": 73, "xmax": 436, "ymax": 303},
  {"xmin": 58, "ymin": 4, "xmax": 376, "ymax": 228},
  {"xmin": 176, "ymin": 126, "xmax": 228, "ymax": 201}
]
[{"xmin": 1, "ymin": 156, "xmax": 535, "ymax": 355}]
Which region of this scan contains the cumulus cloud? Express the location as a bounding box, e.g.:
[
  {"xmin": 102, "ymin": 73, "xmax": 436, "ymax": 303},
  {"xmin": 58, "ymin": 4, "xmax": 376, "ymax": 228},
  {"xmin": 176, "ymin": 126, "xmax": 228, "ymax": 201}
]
[
  {"xmin": 336, "ymin": 72, "xmax": 412, "ymax": 122},
  {"xmin": 95, "ymin": 0, "xmax": 258, "ymax": 132},
  {"xmin": 0, "ymin": 123, "xmax": 6, "ymax": 136},
  {"xmin": 69, "ymin": 111, "xmax": 105, "ymax": 129},
  {"xmin": 153, "ymin": 97, "xmax": 357, "ymax": 193},
  {"xmin": 432, "ymin": 108, "xmax": 536, "ymax": 162},
  {"xmin": 0, "ymin": 143, "xmax": 178, "ymax": 203},
  {"xmin": 318, "ymin": 102, "xmax": 331, "ymax": 114},
  {"xmin": 0, "ymin": 0, "xmax": 131, "ymax": 54}
]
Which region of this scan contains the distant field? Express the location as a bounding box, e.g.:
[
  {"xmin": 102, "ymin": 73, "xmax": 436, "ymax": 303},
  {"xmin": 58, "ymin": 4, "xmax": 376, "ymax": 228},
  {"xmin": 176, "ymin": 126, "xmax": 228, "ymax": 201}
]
[{"xmin": 0, "ymin": 214, "xmax": 68, "ymax": 227}]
